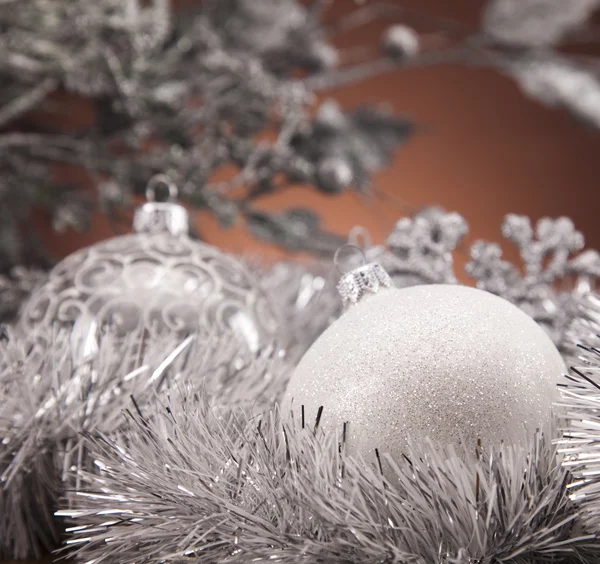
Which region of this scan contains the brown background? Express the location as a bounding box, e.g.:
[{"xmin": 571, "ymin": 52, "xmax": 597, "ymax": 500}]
[{"xmin": 6, "ymin": 1, "xmax": 600, "ymax": 563}]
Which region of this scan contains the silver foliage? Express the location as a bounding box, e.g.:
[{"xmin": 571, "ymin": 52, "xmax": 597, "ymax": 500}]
[
  {"xmin": 510, "ymin": 55, "xmax": 600, "ymax": 129},
  {"xmin": 483, "ymin": 0, "xmax": 600, "ymax": 129},
  {"xmin": 483, "ymin": 0, "xmax": 600, "ymax": 47},
  {"xmin": 5, "ymin": 0, "xmax": 600, "ymax": 278},
  {"xmin": 0, "ymin": 0, "xmax": 414, "ymax": 272},
  {"xmin": 480, "ymin": 0, "xmax": 600, "ymax": 130}
]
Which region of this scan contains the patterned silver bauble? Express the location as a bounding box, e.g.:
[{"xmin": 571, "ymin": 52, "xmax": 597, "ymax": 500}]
[
  {"xmin": 283, "ymin": 262, "xmax": 564, "ymax": 465},
  {"xmin": 19, "ymin": 177, "xmax": 279, "ymax": 354}
]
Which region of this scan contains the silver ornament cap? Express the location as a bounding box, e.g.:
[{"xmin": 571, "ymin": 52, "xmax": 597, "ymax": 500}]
[
  {"xmin": 132, "ymin": 174, "xmax": 189, "ymax": 236},
  {"xmin": 337, "ymin": 262, "xmax": 393, "ymax": 306},
  {"xmin": 334, "ymin": 245, "xmax": 394, "ymax": 306}
]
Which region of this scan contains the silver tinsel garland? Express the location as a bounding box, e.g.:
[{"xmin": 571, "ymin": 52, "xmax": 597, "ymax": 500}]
[
  {"xmin": 0, "ymin": 326, "xmax": 292, "ymax": 559},
  {"xmin": 2, "ymin": 210, "xmax": 600, "ymax": 560},
  {"xmin": 558, "ymin": 293, "xmax": 600, "ymax": 535},
  {"xmin": 59, "ymin": 395, "xmax": 598, "ymax": 563}
]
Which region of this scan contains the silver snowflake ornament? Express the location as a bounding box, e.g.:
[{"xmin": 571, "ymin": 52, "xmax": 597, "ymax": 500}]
[
  {"xmin": 359, "ymin": 209, "xmax": 599, "ymax": 351},
  {"xmin": 368, "ymin": 206, "xmax": 468, "ymax": 287},
  {"xmin": 467, "ymin": 214, "xmax": 600, "ymax": 347}
]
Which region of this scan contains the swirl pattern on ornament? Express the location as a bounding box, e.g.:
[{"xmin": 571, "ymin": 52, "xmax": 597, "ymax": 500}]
[{"xmin": 20, "ymin": 233, "xmax": 278, "ymax": 351}]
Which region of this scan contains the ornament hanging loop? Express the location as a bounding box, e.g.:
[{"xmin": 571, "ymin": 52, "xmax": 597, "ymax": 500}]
[
  {"xmin": 334, "ymin": 244, "xmax": 394, "ymax": 306},
  {"xmin": 334, "ymin": 243, "xmax": 368, "ymax": 275},
  {"xmin": 133, "ymin": 176, "xmax": 189, "ymax": 236},
  {"xmin": 146, "ymin": 173, "xmax": 178, "ymax": 203},
  {"xmin": 348, "ymin": 225, "xmax": 373, "ymax": 252}
]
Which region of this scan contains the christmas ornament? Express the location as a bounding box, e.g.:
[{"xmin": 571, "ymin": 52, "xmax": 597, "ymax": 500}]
[
  {"xmin": 18, "ymin": 176, "xmax": 279, "ymax": 353},
  {"xmin": 283, "ymin": 260, "xmax": 565, "ymax": 464}
]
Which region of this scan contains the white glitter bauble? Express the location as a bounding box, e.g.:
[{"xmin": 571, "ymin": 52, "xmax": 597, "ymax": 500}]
[
  {"xmin": 19, "ymin": 180, "xmax": 279, "ymax": 354},
  {"xmin": 284, "ymin": 278, "xmax": 565, "ymax": 462}
]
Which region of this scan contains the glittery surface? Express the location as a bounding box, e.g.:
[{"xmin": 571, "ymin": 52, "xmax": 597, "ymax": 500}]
[{"xmin": 284, "ymin": 284, "xmax": 565, "ymax": 462}]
